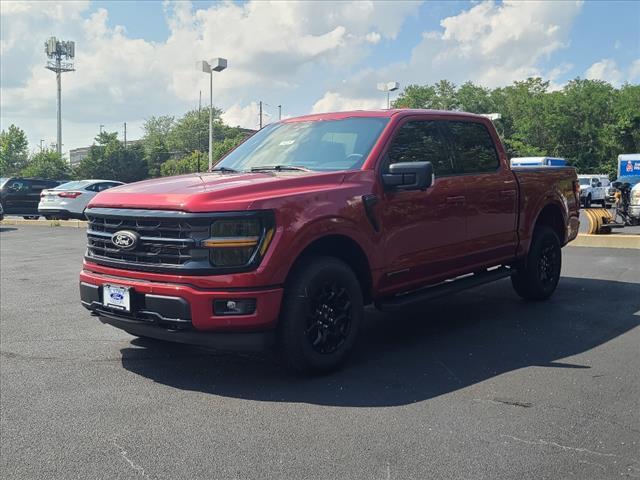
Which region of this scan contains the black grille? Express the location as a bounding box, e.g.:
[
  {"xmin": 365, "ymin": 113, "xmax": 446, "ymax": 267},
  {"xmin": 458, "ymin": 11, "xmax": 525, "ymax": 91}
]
[{"xmin": 85, "ymin": 208, "xmax": 212, "ymax": 272}]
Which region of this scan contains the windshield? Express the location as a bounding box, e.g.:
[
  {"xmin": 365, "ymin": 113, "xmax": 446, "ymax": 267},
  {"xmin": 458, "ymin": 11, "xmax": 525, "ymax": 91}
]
[
  {"xmin": 0, "ymin": 178, "xmax": 9, "ymax": 188},
  {"xmin": 578, "ymin": 178, "xmax": 590, "ymax": 185},
  {"xmin": 216, "ymin": 117, "xmax": 389, "ymax": 172},
  {"xmin": 53, "ymin": 180, "xmax": 92, "ymax": 190}
]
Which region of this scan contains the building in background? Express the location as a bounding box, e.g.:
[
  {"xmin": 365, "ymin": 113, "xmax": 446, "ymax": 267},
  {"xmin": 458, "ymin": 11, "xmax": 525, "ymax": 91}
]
[{"xmin": 68, "ymin": 139, "xmax": 142, "ymax": 167}]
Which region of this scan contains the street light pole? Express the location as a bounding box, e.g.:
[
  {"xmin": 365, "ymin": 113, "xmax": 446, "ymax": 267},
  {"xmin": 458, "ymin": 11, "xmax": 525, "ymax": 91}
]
[
  {"xmin": 209, "ymin": 69, "xmax": 213, "ymax": 171},
  {"xmin": 197, "ymin": 58, "xmax": 227, "ymax": 171},
  {"xmin": 377, "ymin": 81, "xmax": 400, "ymax": 109}
]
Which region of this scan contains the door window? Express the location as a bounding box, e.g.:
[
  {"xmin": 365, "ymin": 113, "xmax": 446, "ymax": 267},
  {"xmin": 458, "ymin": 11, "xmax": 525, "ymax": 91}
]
[
  {"xmin": 385, "ymin": 121, "xmax": 453, "ymax": 176},
  {"xmin": 446, "ymin": 121, "xmax": 499, "ymax": 173},
  {"xmin": 7, "ymin": 180, "xmax": 27, "ymax": 192}
]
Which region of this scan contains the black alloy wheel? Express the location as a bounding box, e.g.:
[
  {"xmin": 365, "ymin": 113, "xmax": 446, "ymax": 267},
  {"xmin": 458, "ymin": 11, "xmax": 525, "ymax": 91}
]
[
  {"xmin": 278, "ymin": 256, "xmax": 363, "ymax": 374},
  {"xmin": 305, "ymin": 281, "xmax": 353, "ymax": 355},
  {"xmin": 511, "ymin": 226, "xmax": 562, "ymax": 301}
]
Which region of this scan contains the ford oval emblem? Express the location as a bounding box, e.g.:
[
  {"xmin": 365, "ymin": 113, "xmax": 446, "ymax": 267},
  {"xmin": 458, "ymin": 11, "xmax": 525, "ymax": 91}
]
[
  {"xmin": 110, "ymin": 292, "xmax": 124, "ymax": 301},
  {"xmin": 111, "ymin": 230, "xmax": 139, "ymax": 250}
]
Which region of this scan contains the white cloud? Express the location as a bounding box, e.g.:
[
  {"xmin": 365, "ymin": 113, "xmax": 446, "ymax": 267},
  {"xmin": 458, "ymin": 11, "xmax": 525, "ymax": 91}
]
[
  {"xmin": 311, "ymin": 0, "xmax": 585, "ymax": 109},
  {"xmin": 311, "ymin": 91, "xmax": 385, "ymax": 113},
  {"xmin": 0, "ymin": 0, "xmax": 420, "ymax": 151},
  {"xmin": 585, "ymin": 58, "xmax": 640, "ymax": 86}
]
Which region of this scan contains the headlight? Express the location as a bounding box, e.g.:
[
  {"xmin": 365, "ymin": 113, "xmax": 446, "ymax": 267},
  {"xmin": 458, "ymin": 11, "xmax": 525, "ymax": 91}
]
[
  {"xmin": 201, "ymin": 213, "xmax": 275, "ymax": 268},
  {"xmin": 631, "ymin": 189, "xmax": 640, "ymax": 205}
]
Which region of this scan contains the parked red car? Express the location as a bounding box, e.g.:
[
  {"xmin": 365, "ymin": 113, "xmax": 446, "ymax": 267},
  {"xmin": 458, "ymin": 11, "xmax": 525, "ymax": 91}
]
[{"xmin": 80, "ymin": 110, "xmax": 580, "ymax": 373}]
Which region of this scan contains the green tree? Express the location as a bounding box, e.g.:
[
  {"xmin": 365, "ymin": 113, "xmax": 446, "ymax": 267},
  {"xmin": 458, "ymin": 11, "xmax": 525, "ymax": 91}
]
[
  {"xmin": 0, "ymin": 124, "xmax": 29, "ymax": 175},
  {"xmin": 21, "ymin": 149, "xmax": 70, "ymax": 179},
  {"xmin": 74, "ymin": 131, "xmax": 147, "ymax": 182},
  {"xmin": 167, "ymin": 107, "xmax": 225, "ymax": 156},
  {"xmin": 159, "ymin": 136, "xmax": 244, "ymax": 177},
  {"xmin": 142, "ymin": 115, "xmax": 174, "ymax": 177}
]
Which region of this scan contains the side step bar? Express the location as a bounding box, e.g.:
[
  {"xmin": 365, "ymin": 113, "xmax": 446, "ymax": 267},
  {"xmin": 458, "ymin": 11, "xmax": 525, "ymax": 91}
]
[{"xmin": 376, "ymin": 266, "xmax": 513, "ymax": 311}]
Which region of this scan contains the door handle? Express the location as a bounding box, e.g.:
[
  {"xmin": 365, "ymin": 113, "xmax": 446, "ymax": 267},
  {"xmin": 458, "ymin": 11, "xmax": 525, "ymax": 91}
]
[{"xmin": 446, "ymin": 195, "xmax": 465, "ymax": 204}]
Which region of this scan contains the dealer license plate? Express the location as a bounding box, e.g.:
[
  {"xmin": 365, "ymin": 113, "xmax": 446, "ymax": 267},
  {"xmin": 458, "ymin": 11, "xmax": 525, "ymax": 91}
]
[{"xmin": 102, "ymin": 284, "xmax": 131, "ymax": 312}]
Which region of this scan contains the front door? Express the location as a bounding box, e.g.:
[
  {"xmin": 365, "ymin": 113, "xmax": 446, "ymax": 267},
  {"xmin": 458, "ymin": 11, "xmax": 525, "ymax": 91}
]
[{"xmin": 377, "ymin": 119, "xmax": 467, "ymax": 295}]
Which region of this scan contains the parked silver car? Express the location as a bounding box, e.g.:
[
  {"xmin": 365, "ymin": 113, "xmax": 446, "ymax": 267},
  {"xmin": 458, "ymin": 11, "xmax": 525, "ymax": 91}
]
[{"xmin": 38, "ymin": 179, "xmax": 124, "ymax": 220}]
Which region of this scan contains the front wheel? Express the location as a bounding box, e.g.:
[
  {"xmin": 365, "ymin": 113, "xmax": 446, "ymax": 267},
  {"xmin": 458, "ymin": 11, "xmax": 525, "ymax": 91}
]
[
  {"xmin": 584, "ymin": 195, "xmax": 592, "ymax": 208},
  {"xmin": 511, "ymin": 226, "xmax": 562, "ymax": 301},
  {"xmin": 278, "ymin": 256, "xmax": 363, "ymax": 375}
]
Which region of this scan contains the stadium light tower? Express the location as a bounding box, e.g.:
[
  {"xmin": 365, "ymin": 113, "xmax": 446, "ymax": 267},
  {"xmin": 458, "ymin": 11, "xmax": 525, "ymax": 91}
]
[{"xmin": 45, "ymin": 37, "xmax": 75, "ymax": 156}]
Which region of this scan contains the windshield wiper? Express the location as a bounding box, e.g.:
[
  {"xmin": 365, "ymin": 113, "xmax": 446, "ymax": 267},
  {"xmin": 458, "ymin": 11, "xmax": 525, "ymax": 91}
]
[
  {"xmin": 211, "ymin": 166, "xmax": 238, "ymax": 173},
  {"xmin": 250, "ymin": 165, "xmax": 312, "ymax": 172}
]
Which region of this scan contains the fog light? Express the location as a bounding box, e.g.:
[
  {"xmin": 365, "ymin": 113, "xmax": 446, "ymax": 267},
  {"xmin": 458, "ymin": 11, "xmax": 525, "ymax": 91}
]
[{"xmin": 213, "ymin": 298, "xmax": 256, "ymax": 316}]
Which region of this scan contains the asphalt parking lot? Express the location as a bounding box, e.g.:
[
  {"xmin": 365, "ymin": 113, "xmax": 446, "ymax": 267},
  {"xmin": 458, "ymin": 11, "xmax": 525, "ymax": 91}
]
[{"xmin": 1, "ymin": 226, "xmax": 639, "ymax": 479}]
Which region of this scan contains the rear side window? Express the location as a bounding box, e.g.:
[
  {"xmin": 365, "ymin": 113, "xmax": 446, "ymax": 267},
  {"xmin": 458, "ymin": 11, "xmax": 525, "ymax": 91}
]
[
  {"xmin": 446, "ymin": 121, "xmax": 499, "ymax": 173},
  {"xmin": 386, "ymin": 121, "xmax": 453, "ymax": 176}
]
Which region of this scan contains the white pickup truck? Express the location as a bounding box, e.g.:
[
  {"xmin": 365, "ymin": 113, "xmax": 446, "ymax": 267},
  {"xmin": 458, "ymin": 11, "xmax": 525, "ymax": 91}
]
[{"xmin": 578, "ymin": 174, "xmax": 610, "ymax": 208}]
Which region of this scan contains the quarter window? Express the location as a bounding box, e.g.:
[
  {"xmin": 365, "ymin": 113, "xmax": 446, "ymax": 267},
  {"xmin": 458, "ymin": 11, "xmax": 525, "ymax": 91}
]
[
  {"xmin": 446, "ymin": 121, "xmax": 499, "ymax": 173},
  {"xmin": 386, "ymin": 121, "xmax": 453, "ymax": 176}
]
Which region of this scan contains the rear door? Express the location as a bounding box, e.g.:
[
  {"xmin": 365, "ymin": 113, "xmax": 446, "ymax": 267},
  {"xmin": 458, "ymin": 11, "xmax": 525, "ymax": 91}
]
[
  {"xmin": 444, "ymin": 120, "xmax": 518, "ymax": 266},
  {"xmin": 377, "ymin": 118, "xmax": 468, "ymax": 293}
]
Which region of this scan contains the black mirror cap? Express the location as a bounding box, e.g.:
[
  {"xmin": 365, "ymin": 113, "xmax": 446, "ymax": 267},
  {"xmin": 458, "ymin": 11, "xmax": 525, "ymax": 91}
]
[{"xmin": 383, "ymin": 161, "xmax": 434, "ymax": 191}]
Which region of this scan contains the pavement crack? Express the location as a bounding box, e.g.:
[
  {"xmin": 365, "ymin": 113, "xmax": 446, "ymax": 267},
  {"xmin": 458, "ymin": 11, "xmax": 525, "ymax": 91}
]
[
  {"xmin": 500, "ymin": 434, "xmax": 640, "ymax": 466},
  {"xmin": 113, "ymin": 440, "xmax": 151, "ymax": 479},
  {"xmin": 492, "ymin": 398, "xmax": 533, "ymax": 408}
]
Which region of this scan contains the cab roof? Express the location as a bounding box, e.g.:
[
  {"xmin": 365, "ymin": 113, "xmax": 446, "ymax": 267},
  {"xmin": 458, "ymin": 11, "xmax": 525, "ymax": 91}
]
[{"xmin": 281, "ymin": 109, "xmax": 489, "ymax": 123}]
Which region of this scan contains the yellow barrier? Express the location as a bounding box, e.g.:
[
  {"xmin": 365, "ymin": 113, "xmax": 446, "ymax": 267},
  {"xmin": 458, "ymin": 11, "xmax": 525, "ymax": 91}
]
[{"xmin": 583, "ymin": 208, "xmax": 614, "ymax": 234}]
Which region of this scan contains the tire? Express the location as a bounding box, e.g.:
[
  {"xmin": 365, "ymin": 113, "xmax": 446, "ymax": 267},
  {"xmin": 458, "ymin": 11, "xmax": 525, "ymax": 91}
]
[
  {"xmin": 278, "ymin": 256, "xmax": 363, "ymax": 375},
  {"xmin": 511, "ymin": 226, "xmax": 562, "ymax": 301},
  {"xmin": 23, "ymin": 215, "xmax": 39, "ymax": 220},
  {"xmin": 601, "ymin": 200, "xmax": 607, "ymax": 208},
  {"xmin": 584, "ymin": 195, "xmax": 592, "ymax": 208}
]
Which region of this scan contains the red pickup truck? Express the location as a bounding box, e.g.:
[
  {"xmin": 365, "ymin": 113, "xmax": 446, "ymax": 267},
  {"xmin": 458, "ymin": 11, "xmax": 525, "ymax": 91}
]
[{"xmin": 80, "ymin": 109, "xmax": 580, "ymax": 373}]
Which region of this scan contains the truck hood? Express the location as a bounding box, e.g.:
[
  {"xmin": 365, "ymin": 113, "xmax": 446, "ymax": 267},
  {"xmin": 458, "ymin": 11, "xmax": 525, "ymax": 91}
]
[{"xmin": 88, "ymin": 171, "xmax": 347, "ymax": 212}]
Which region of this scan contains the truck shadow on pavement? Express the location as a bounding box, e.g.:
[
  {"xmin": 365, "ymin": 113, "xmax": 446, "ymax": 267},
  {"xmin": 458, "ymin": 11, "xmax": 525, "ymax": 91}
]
[{"xmin": 120, "ymin": 276, "xmax": 639, "ymax": 407}]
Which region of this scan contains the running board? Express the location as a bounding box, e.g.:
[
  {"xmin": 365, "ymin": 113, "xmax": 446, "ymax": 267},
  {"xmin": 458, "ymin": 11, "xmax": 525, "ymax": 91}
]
[{"xmin": 376, "ymin": 266, "xmax": 513, "ymax": 311}]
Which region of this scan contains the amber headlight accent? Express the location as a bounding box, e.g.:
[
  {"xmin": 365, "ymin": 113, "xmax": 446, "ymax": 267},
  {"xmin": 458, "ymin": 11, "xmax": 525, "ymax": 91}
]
[{"xmin": 202, "ymin": 213, "xmax": 275, "ymax": 268}]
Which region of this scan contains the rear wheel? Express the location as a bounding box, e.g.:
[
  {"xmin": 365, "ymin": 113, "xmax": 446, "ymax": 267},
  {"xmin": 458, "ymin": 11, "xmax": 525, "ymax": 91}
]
[
  {"xmin": 511, "ymin": 226, "xmax": 562, "ymax": 301},
  {"xmin": 584, "ymin": 195, "xmax": 592, "ymax": 208},
  {"xmin": 278, "ymin": 256, "xmax": 363, "ymax": 374}
]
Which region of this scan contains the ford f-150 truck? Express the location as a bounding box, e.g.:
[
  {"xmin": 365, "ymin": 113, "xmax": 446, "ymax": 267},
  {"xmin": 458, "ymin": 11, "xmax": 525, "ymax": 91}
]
[{"xmin": 80, "ymin": 110, "xmax": 580, "ymax": 373}]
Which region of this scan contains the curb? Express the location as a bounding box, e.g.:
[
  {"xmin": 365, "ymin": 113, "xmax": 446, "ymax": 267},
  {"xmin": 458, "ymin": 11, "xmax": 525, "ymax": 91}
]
[
  {"xmin": 570, "ymin": 234, "xmax": 640, "ymax": 249},
  {"xmin": 1, "ymin": 218, "xmax": 87, "ymax": 228}
]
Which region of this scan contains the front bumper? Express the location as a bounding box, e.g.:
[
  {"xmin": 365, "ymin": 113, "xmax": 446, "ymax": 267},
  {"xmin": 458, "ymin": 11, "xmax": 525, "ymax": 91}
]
[{"xmin": 80, "ymin": 269, "xmax": 283, "ymax": 349}]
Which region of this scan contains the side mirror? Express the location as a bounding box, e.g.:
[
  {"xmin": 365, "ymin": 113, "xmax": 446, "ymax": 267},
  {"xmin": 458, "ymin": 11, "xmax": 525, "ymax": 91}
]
[
  {"xmin": 382, "ymin": 161, "xmax": 434, "ymax": 191},
  {"xmin": 612, "ymin": 181, "xmax": 622, "ymax": 189}
]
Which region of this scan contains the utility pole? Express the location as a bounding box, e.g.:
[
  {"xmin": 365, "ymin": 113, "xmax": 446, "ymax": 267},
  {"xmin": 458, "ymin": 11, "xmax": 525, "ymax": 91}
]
[
  {"xmin": 40, "ymin": 139, "xmax": 44, "ymax": 152},
  {"xmin": 278, "ymin": 104, "xmax": 282, "ymax": 121},
  {"xmin": 123, "ymin": 122, "xmax": 127, "ymax": 148},
  {"xmin": 44, "ymin": 37, "xmax": 75, "ymax": 157},
  {"xmin": 259, "ymin": 101, "xmax": 263, "ymax": 129},
  {"xmin": 99, "ymin": 124, "xmax": 104, "ymax": 134}
]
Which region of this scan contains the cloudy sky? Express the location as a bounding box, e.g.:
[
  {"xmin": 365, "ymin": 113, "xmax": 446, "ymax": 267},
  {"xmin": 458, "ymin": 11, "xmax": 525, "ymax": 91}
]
[{"xmin": 1, "ymin": 0, "xmax": 639, "ymax": 153}]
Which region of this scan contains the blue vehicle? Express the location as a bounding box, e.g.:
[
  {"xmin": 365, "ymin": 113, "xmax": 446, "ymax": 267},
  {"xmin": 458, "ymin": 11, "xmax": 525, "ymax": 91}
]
[
  {"xmin": 617, "ymin": 153, "xmax": 640, "ymax": 185},
  {"xmin": 510, "ymin": 157, "xmax": 567, "ymax": 167}
]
